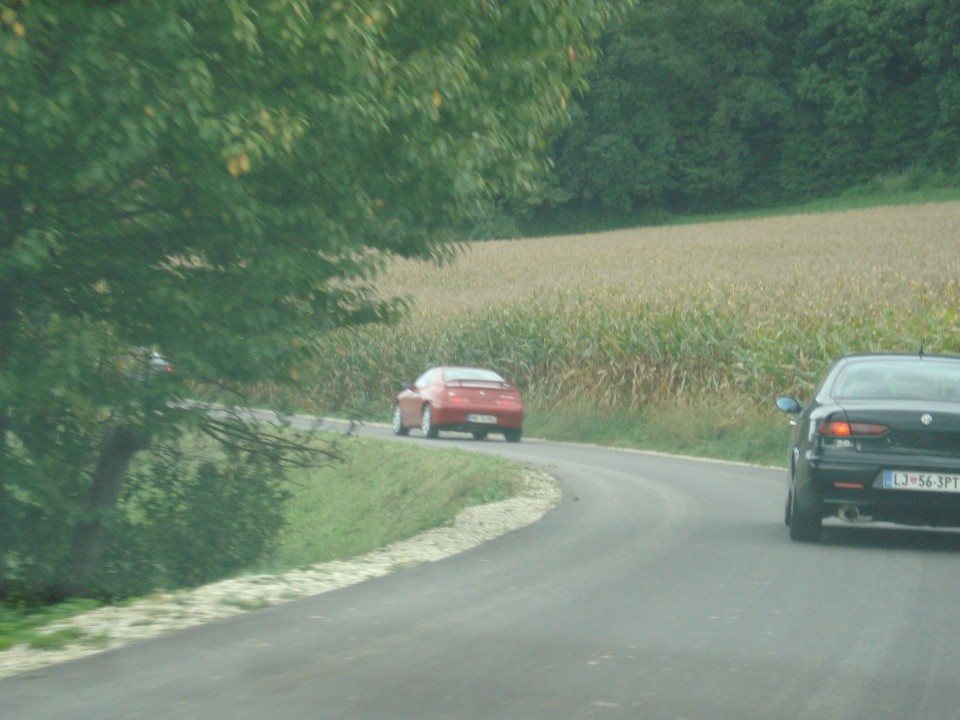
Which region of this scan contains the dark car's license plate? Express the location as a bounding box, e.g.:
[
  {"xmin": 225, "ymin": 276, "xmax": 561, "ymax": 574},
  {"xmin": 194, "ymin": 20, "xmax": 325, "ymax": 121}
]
[
  {"xmin": 467, "ymin": 414, "xmax": 497, "ymax": 424},
  {"xmin": 883, "ymin": 470, "xmax": 960, "ymax": 492}
]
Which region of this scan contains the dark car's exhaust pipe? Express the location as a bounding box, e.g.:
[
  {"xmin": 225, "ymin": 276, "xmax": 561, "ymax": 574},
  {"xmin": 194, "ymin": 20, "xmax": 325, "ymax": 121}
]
[{"xmin": 838, "ymin": 505, "xmax": 861, "ymax": 523}]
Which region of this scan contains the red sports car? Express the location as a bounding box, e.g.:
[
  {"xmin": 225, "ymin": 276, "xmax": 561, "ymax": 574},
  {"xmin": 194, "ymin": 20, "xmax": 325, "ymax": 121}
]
[{"xmin": 392, "ymin": 366, "xmax": 524, "ymax": 442}]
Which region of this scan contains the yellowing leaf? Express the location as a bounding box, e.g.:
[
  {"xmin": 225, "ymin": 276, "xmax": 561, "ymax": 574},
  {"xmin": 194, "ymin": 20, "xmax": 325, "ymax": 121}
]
[
  {"xmin": 227, "ymin": 152, "xmax": 251, "ymax": 177},
  {"xmin": 431, "ymin": 89, "xmax": 442, "ymax": 110}
]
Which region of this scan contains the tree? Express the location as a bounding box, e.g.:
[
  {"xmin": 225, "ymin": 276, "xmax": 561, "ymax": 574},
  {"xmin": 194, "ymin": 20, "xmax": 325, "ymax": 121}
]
[
  {"xmin": 545, "ymin": 0, "xmax": 956, "ymax": 220},
  {"xmin": 784, "ymin": 0, "xmax": 933, "ymax": 195},
  {"xmin": 916, "ymin": 0, "xmax": 960, "ymax": 172},
  {"xmin": 0, "ymin": 0, "xmax": 628, "ymax": 599},
  {"xmin": 549, "ymin": 0, "xmax": 795, "ymax": 214}
]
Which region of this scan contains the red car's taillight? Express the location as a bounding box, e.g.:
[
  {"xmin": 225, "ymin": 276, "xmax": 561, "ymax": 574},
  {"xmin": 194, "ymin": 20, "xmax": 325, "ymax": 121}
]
[{"xmin": 818, "ymin": 421, "xmax": 888, "ymax": 437}]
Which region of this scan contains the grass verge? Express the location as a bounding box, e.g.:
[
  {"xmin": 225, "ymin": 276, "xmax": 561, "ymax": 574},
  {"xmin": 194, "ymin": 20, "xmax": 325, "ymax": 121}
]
[
  {"xmin": 524, "ymin": 401, "xmax": 788, "ymax": 468},
  {"xmin": 0, "ymin": 600, "xmax": 103, "ymax": 652},
  {"xmin": 258, "ymin": 434, "xmax": 522, "ymax": 573},
  {"xmin": 0, "ymin": 434, "xmax": 526, "ymax": 651}
]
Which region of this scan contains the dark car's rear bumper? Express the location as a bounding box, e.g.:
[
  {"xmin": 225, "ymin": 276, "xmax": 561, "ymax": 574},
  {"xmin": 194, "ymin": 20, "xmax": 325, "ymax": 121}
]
[{"xmin": 797, "ymin": 452, "xmax": 960, "ymax": 526}]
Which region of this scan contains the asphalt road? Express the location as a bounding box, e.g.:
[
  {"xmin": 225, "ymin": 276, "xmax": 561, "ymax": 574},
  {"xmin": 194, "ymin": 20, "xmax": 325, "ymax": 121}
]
[{"xmin": 4, "ymin": 424, "xmax": 960, "ymax": 720}]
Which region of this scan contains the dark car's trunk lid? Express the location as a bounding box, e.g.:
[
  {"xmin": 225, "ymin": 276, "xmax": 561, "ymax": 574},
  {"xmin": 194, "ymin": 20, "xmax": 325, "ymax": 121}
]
[{"xmin": 837, "ymin": 400, "xmax": 960, "ymax": 455}]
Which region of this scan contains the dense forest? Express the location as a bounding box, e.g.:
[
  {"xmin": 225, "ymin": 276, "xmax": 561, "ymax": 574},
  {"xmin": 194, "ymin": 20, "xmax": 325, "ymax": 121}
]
[{"xmin": 535, "ymin": 0, "xmax": 960, "ymax": 222}]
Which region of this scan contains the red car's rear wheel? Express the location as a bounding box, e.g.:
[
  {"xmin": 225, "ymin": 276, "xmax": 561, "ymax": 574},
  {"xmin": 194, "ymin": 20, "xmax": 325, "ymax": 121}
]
[
  {"xmin": 392, "ymin": 405, "xmax": 409, "ymax": 436},
  {"xmin": 421, "ymin": 404, "xmax": 439, "ymax": 438}
]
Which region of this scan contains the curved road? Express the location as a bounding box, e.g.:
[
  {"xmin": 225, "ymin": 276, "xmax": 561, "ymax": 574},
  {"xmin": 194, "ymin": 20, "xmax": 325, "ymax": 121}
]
[{"xmin": 4, "ymin": 426, "xmax": 960, "ymax": 719}]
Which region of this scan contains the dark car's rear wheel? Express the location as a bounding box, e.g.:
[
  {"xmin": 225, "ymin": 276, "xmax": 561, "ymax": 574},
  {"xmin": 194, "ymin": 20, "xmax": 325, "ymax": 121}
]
[
  {"xmin": 421, "ymin": 404, "xmax": 439, "ymax": 438},
  {"xmin": 788, "ymin": 484, "xmax": 822, "ymax": 542},
  {"xmin": 392, "ymin": 405, "xmax": 409, "ymax": 436},
  {"xmin": 504, "ymin": 429, "xmax": 521, "ymax": 443}
]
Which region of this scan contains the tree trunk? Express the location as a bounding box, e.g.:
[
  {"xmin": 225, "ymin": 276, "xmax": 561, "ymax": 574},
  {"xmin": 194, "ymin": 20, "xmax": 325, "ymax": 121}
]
[{"xmin": 67, "ymin": 425, "xmax": 150, "ymax": 598}]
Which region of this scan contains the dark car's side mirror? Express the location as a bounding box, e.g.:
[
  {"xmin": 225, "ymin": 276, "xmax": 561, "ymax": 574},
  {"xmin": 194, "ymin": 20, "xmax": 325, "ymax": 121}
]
[{"xmin": 775, "ymin": 396, "xmax": 802, "ymax": 414}]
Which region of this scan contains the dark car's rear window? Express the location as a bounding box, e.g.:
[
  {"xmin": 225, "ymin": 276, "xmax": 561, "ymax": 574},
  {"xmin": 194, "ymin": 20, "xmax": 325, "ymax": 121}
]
[{"xmin": 832, "ymin": 359, "xmax": 960, "ymax": 401}]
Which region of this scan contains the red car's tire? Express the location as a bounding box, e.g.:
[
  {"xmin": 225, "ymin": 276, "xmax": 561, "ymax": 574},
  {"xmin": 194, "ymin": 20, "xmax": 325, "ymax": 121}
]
[
  {"xmin": 392, "ymin": 405, "xmax": 409, "ymax": 436},
  {"xmin": 421, "ymin": 405, "xmax": 439, "ymax": 438}
]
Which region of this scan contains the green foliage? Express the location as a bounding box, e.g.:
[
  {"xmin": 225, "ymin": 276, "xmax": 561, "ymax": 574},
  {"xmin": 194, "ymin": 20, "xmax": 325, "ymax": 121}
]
[
  {"xmin": 542, "ymin": 0, "xmax": 960, "ymax": 220},
  {"xmin": 0, "ymin": 0, "xmax": 627, "ymax": 601},
  {"xmin": 93, "ymin": 441, "xmax": 292, "ymax": 597},
  {"xmin": 785, "ymin": 0, "xmax": 934, "ymax": 195},
  {"xmin": 915, "ymin": 0, "xmax": 960, "ymax": 167},
  {"xmin": 550, "ymin": 0, "xmax": 795, "ymax": 214},
  {"xmin": 1, "ymin": 0, "xmax": 625, "ymax": 387},
  {"xmin": 3, "ymin": 425, "xmax": 304, "ymax": 601}
]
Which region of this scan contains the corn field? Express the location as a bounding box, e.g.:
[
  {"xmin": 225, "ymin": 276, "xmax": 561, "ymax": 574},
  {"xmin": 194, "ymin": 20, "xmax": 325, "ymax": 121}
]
[{"xmin": 289, "ymin": 202, "xmax": 960, "ymax": 415}]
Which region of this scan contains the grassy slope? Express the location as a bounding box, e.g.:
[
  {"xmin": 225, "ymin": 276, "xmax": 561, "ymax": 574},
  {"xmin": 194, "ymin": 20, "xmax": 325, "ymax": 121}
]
[
  {"xmin": 0, "ymin": 437, "xmax": 526, "ymax": 651},
  {"xmin": 262, "ymin": 435, "xmax": 522, "ymax": 572}
]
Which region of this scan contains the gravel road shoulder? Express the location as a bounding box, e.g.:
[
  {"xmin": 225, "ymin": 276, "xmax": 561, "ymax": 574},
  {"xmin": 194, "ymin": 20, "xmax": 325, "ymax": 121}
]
[{"xmin": 1, "ymin": 468, "xmax": 560, "ymax": 678}]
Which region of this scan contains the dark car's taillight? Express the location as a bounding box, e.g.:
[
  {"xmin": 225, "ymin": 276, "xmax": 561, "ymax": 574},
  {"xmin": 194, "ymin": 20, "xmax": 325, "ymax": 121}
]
[{"xmin": 818, "ymin": 420, "xmax": 888, "ymax": 437}]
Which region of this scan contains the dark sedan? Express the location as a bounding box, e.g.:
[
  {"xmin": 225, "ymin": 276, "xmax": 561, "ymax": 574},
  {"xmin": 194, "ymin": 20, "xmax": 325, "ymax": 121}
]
[
  {"xmin": 775, "ymin": 352, "xmax": 960, "ymax": 542},
  {"xmin": 392, "ymin": 366, "xmax": 524, "ymax": 442}
]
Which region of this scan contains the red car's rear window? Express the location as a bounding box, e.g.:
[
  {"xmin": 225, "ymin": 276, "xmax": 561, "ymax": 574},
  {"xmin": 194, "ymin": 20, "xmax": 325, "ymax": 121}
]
[{"xmin": 444, "ymin": 369, "xmax": 506, "ymax": 383}]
